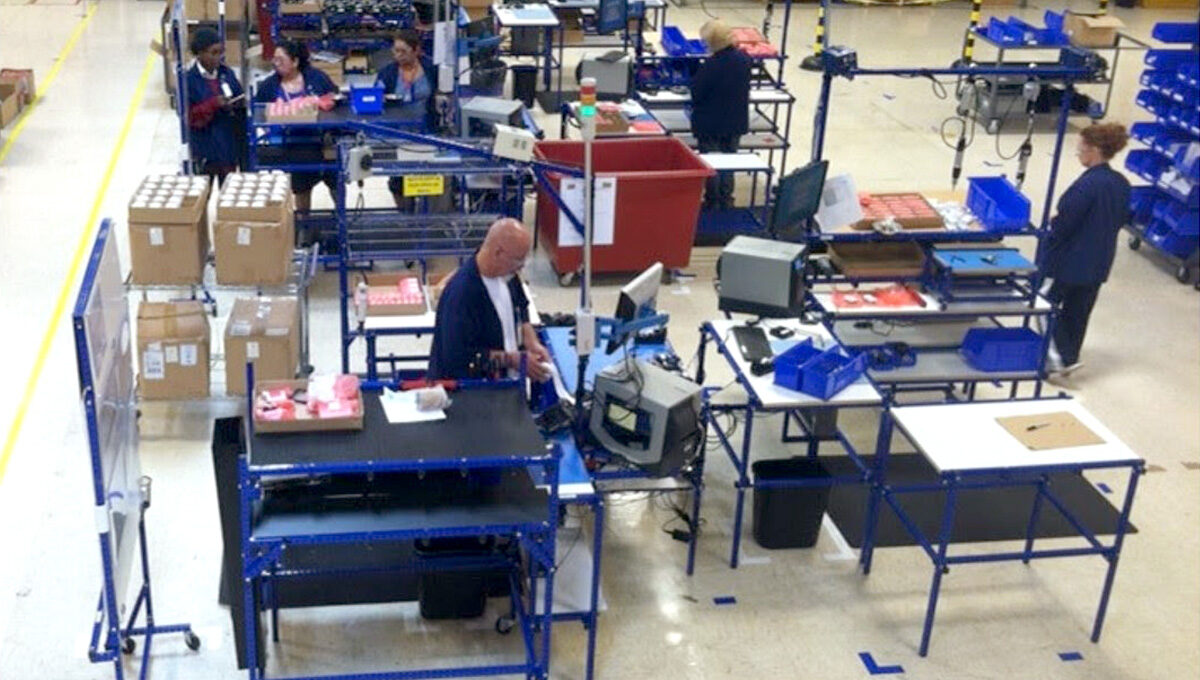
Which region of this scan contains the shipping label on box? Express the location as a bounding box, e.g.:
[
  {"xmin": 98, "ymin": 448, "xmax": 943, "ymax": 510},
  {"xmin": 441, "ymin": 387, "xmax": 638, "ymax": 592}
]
[
  {"xmin": 137, "ymin": 300, "xmax": 210, "ymax": 400},
  {"xmin": 224, "ymin": 297, "xmax": 300, "ymax": 395}
]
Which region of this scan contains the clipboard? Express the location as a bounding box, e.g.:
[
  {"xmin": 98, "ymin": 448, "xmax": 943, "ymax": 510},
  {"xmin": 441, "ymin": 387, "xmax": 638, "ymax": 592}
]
[{"xmin": 996, "ymin": 411, "xmax": 1105, "ymax": 451}]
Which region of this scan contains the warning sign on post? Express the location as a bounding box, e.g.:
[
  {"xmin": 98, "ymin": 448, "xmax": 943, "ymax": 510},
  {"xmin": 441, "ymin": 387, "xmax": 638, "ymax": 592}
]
[{"xmin": 403, "ymin": 175, "xmax": 445, "ymax": 197}]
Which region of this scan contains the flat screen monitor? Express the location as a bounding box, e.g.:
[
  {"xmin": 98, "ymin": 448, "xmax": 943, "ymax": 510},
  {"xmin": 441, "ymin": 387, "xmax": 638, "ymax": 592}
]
[
  {"xmin": 771, "ymin": 159, "xmax": 828, "ymax": 240},
  {"xmin": 607, "ymin": 262, "xmax": 663, "ymax": 352}
]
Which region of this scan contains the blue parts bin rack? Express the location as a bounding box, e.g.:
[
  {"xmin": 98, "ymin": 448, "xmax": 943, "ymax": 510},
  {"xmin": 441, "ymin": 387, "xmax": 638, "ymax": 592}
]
[
  {"xmin": 660, "ymin": 25, "xmax": 706, "ymax": 56},
  {"xmin": 74, "ymin": 219, "xmax": 200, "ymax": 679},
  {"xmin": 966, "ymin": 176, "xmax": 1032, "ymax": 233},
  {"xmin": 774, "ymin": 339, "xmax": 868, "ymax": 400},
  {"xmin": 961, "ymin": 327, "xmax": 1043, "ymax": 373},
  {"xmin": 1124, "ymin": 21, "xmax": 1199, "ymax": 285}
]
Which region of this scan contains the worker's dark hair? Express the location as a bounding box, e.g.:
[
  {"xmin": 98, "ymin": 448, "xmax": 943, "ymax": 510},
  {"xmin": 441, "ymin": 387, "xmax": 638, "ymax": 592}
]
[
  {"xmin": 189, "ymin": 28, "xmax": 221, "ymax": 56},
  {"xmin": 1081, "ymin": 123, "xmax": 1128, "ymax": 160},
  {"xmin": 394, "ymin": 29, "xmax": 422, "ymax": 52},
  {"xmin": 276, "ymin": 39, "xmax": 311, "ymax": 71}
]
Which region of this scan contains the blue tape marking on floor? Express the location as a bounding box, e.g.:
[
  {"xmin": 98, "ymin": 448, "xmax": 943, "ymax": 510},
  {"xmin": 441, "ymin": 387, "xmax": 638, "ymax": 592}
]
[
  {"xmin": 713, "ymin": 596, "xmax": 737, "ymax": 606},
  {"xmin": 859, "ymin": 652, "xmax": 904, "ymax": 675},
  {"xmin": 1059, "ymin": 652, "xmax": 1084, "ymax": 662},
  {"xmin": 1096, "ymin": 483, "xmax": 1112, "ymax": 494}
]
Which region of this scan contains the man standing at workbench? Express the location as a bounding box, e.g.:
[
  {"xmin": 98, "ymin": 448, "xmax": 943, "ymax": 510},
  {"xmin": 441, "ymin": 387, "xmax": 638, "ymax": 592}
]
[{"xmin": 428, "ymin": 218, "xmax": 553, "ymax": 382}]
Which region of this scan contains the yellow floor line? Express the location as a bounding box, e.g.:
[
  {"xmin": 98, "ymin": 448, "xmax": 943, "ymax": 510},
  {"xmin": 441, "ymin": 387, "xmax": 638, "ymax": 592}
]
[
  {"xmin": 0, "ymin": 51, "xmax": 157, "ymax": 487},
  {"xmin": 0, "ymin": 1, "xmax": 98, "ymax": 165}
]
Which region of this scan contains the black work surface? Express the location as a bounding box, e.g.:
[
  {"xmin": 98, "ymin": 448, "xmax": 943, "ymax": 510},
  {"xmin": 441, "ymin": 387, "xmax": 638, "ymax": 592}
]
[
  {"xmin": 254, "ymin": 467, "xmax": 549, "ymax": 540},
  {"xmin": 250, "ymin": 387, "xmax": 549, "ymax": 469},
  {"xmin": 822, "ymin": 454, "xmax": 1136, "ymax": 548}
]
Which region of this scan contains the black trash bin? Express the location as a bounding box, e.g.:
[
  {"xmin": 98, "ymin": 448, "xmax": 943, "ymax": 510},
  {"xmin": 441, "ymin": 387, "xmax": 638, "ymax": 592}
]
[
  {"xmin": 470, "ymin": 59, "xmax": 508, "ymax": 97},
  {"xmin": 416, "ymin": 536, "xmax": 495, "ymax": 620},
  {"xmin": 511, "ymin": 65, "xmax": 538, "ymax": 109},
  {"xmin": 752, "ymin": 457, "xmax": 831, "ymax": 549}
]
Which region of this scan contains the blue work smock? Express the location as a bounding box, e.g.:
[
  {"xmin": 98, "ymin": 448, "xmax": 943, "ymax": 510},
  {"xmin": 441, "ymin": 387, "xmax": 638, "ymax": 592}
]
[
  {"xmin": 428, "ymin": 256, "xmax": 530, "ymax": 380},
  {"xmin": 374, "ymin": 58, "xmax": 437, "ymax": 129},
  {"xmin": 185, "ymin": 62, "xmax": 244, "ymax": 169},
  {"xmin": 1041, "ymin": 162, "xmax": 1131, "ymax": 285},
  {"xmin": 688, "ymin": 45, "xmax": 751, "ymax": 139}
]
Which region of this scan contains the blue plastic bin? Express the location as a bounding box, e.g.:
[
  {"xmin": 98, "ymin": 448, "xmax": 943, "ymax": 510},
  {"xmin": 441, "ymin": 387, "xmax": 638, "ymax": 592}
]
[
  {"xmin": 966, "ymin": 176, "xmax": 1031, "ymax": 233},
  {"xmin": 773, "ymin": 339, "xmax": 822, "ymax": 392},
  {"xmin": 1147, "ymin": 218, "xmax": 1199, "ymax": 258},
  {"xmin": 961, "ymin": 327, "xmax": 1043, "ymax": 373},
  {"xmin": 1174, "ymin": 143, "xmax": 1200, "ymax": 180},
  {"xmin": 661, "ymin": 26, "xmax": 706, "ymax": 56},
  {"xmin": 985, "ymin": 17, "xmax": 1022, "ymax": 44},
  {"xmin": 798, "ymin": 348, "xmax": 867, "ymax": 400},
  {"xmin": 350, "ymin": 85, "xmax": 385, "ymax": 115},
  {"xmin": 1125, "ymin": 149, "xmax": 1169, "ymax": 183},
  {"xmin": 1130, "ymin": 121, "xmax": 1161, "ymax": 145},
  {"xmin": 1151, "ymin": 22, "xmax": 1200, "ymax": 45},
  {"xmin": 1161, "ymin": 202, "xmax": 1200, "ymax": 236},
  {"xmin": 1145, "ymin": 50, "xmax": 1196, "ymax": 70},
  {"xmin": 1136, "ymin": 89, "xmax": 1171, "ymax": 117},
  {"xmin": 1129, "ymin": 185, "xmax": 1163, "ymax": 224}
]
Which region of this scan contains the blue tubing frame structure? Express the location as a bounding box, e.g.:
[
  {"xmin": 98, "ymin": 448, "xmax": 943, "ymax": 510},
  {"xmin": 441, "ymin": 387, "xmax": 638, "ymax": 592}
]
[
  {"xmin": 858, "ymin": 398, "xmax": 1144, "ymax": 658},
  {"xmin": 696, "ymin": 321, "xmax": 883, "ymax": 570},
  {"xmin": 74, "ymin": 219, "xmax": 198, "ymax": 679},
  {"xmin": 238, "ymin": 367, "xmax": 564, "ymax": 680}
]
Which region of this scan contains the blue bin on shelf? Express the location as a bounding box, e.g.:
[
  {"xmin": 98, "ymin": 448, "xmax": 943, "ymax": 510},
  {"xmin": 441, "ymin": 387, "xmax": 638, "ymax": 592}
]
[
  {"xmin": 1126, "ymin": 149, "xmax": 1169, "ymax": 183},
  {"xmin": 1137, "ymin": 89, "xmax": 1171, "ymax": 117},
  {"xmin": 773, "ymin": 339, "xmax": 822, "ymax": 392},
  {"xmin": 799, "ymin": 348, "xmax": 868, "ymax": 400},
  {"xmin": 1147, "ymin": 218, "xmax": 1200, "ymax": 258},
  {"xmin": 1174, "ymin": 143, "xmax": 1200, "ymax": 180},
  {"xmin": 1161, "ymin": 202, "xmax": 1200, "ymax": 236},
  {"xmin": 1130, "ymin": 185, "xmax": 1164, "ymax": 224},
  {"xmin": 966, "ymin": 176, "xmax": 1031, "ymax": 233},
  {"xmin": 984, "ymin": 17, "xmax": 1022, "ymax": 45},
  {"xmin": 1130, "ymin": 121, "xmax": 1161, "ymax": 145},
  {"xmin": 661, "ymin": 26, "xmax": 706, "ymax": 56},
  {"xmin": 1145, "ymin": 50, "xmax": 1196, "ymax": 70},
  {"xmin": 1151, "ymin": 22, "xmax": 1200, "ymax": 45},
  {"xmin": 961, "ymin": 327, "xmax": 1042, "ymax": 373},
  {"xmin": 350, "ymin": 85, "xmax": 385, "ymax": 115}
]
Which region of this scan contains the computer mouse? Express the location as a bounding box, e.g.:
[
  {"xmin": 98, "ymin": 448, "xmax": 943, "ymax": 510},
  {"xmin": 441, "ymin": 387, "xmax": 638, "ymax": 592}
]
[
  {"xmin": 750, "ymin": 358, "xmax": 774, "ymax": 376},
  {"xmin": 769, "ymin": 326, "xmax": 794, "ymax": 339}
]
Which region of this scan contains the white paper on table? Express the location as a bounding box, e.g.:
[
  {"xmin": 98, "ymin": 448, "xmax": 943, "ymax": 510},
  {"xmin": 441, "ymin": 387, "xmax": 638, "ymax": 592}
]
[
  {"xmin": 815, "ymin": 173, "xmax": 863, "ymax": 232},
  {"xmin": 433, "ymin": 21, "xmax": 456, "ymax": 66},
  {"xmin": 458, "ymin": 56, "xmax": 470, "ymax": 86},
  {"xmin": 379, "ymin": 389, "xmax": 447, "ymax": 424},
  {"xmin": 557, "ymin": 177, "xmax": 616, "ymax": 247}
]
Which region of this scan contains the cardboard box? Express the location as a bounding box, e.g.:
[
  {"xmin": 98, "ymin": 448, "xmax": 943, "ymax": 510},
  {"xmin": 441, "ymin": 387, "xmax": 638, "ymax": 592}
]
[
  {"xmin": 137, "ymin": 301, "xmax": 211, "ymax": 400},
  {"xmin": 206, "ymin": 0, "xmax": 245, "ymax": 20},
  {"xmin": 853, "ymin": 193, "xmax": 945, "ymax": 231},
  {"xmin": 225, "ymin": 40, "xmax": 244, "ymax": 67},
  {"xmin": 0, "ymin": 69, "xmax": 36, "ymax": 106},
  {"xmin": 1064, "ymin": 12, "xmax": 1125, "ymax": 48},
  {"xmin": 129, "ymin": 212, "xmax": 210, "ymax": 285},
  {"xmin": 0, "ymin": 83, "xmax": 19, "ymax": 128},
  {"xmin": 279, "ymin": 0, "xmax": 323, "ymax": 14},
  {"xmin": 361, "ymin": 273, "xmax": 428, "ymax": 316},
  {"xmin": 225, "ymin": 297, "xmax": 300, "ymax": 395},
  {"xmin": 429, "ymin": 269, "xmax": 457, "ymax": 311},
  {"xmin": 214, "ymin": 213, "xmax": 295, "ymax": 286},
  {"xmin": 312, "ymin": 56, "xmax": 345, "ymax": 87},
  {"xmin": 829, "ymin": 241, "xmax": 927, "ymax": 279},
  {"xmin": 217, "ymin": 172, "xmax": 292, "ymax": 223},
  {"xmin": 253, "ymin": 379, "xmax": 364, "ymax": 433},
  {"xmin": 184, "ymin": 0, "xmax": 207, "ymax": 21},
  {"xmin": 129, "ymin": 174, "xmax": 211, "ymax": 225}
]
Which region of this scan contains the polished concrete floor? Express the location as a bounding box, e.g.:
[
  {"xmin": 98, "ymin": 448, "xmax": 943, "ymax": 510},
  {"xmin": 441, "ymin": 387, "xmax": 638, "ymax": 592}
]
[{"xmin": 0, "ymin": 1, "xmax": 1197, "ymax": 678}]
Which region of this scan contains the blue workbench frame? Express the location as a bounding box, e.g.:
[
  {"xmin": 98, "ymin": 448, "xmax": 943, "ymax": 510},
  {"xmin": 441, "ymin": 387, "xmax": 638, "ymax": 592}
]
[{"xmin": 859, "ymin": 397, "xmax": 1144, "ymax": 657}]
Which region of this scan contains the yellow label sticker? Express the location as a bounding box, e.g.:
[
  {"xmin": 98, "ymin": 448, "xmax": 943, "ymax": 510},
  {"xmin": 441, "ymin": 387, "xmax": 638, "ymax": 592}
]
[{"xmin": 403, "ymin": 175, "xmax": 445, "ymax": 197}]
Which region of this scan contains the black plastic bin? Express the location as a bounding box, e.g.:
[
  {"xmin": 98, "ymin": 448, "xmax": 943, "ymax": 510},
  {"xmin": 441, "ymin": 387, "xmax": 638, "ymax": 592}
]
[
  {"xmin": 416, "ymin": 537, "xmax": 495, "ymax": 620},
  {"xmin": 470, "ymin": 59, "xmax": 508, "ymax": 97},
  {"xmin": 511, "ymin": 65, "xmax": 538, "ymax": 109},
  {"xmin": 752, "ymin": 457, "xmax": 831, "ymax": 549}
]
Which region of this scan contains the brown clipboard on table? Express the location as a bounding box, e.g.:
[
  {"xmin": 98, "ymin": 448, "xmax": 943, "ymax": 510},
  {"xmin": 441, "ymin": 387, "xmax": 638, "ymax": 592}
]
[{"xmin": 996, "ymin": 411, "xmax": 1106, "ymax": 451}]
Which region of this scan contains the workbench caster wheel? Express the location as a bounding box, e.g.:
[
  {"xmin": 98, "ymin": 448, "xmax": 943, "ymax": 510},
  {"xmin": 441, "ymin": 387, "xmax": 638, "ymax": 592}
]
[
  {"xmin": 1176, "ymin": 265, "xmax": 1192, "ymax": 284},
  {"xmin": 121, "ymin": 637, "xmax": 136, "ymax": 655},
  {"xmin": 1127, "ymin": 236, "xmax": 1141, "ymax": 251},
  {"xmin": 558, "ymin": 270, "xmax": 576, "ymax": 287},
  {"xmin": 495, "ymin": 616, "xmax": 516, "ymax": 635},
  {"xmin": 184, "ymin": 631, "xmax": 201, "ymax": 651}
]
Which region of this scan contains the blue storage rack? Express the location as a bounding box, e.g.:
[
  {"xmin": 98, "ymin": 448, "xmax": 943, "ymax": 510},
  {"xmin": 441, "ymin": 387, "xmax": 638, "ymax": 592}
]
[{"xmin": 1125, "ymin": 22, "xmax": 1200, "ymax": 285}]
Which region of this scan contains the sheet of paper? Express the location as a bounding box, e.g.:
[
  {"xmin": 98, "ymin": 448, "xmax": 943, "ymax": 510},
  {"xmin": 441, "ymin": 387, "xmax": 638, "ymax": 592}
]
[
  {"xmin": 557, "ymin": 177, "xmax": 616, "ymax": 247},
  {"xmin": 816, "ymin": 173, "xmax": 863, "ymax": 232},
  {"xmin": 996, "ymin": 411, "xmax": 1105, "ymax": 451},
  {"xmin": 380, "ymin": 389, "xmax": 447, "ymax": 424},
  {"xmin": 433, "ymin": 21, "xmax": 455, "ymax": 66}
]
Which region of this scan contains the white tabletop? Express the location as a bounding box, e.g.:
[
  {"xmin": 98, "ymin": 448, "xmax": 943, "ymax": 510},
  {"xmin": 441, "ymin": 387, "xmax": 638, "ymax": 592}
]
[
  {"xmin": 638, "ymin": 88, "xmax": 792, "ymax": 105},
  {"xmin": 699, "ymin": 152, "xmax": 772, "ymax": 172},
  {"xmin": 363, "ymin": 282, "xmax": 542, "ymax": 331},
  {"xmin": 493, "ymin": 3, "xmax": 560, "ymax": 26},
  {"xmin": 707, "ymin": 318, "xmax": 883, "ymax": 409},
  {"xmin": 892, "ymin": 399, "xmax": 1142, "ymax": 474}
]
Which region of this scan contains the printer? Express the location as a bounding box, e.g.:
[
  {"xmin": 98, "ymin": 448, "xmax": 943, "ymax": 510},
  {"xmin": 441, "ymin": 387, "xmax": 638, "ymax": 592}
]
[
  {"xmin": 717, "ymin": 235, "xmax": 807, "ymax": 318},
  {"xmin": 589, "ymin": 361, "xmax": 702, "ymax": 477}
]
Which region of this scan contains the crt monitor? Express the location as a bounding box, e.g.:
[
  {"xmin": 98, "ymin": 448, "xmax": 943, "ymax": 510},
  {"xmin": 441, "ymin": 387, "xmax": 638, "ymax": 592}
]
[
  {"xmin": 771, "ymin": 159, "xmax": 828, "ymax": 240},
  {"xmin": 607, "ymin": 261, "xmax": 663, "ymax": 353}
]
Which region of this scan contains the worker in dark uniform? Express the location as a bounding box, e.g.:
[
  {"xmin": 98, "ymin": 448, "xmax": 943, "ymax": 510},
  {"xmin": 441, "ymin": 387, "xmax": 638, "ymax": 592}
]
[
  {"xmin": 254, "ymin": 39, "xmax": 339, "ymax": 216},
  {"xmin": 374, "ymin": 29, "xmax": 442, "ymax": 210},
  {"xmin": 689, "ymin": 19, "xmax": 751, "ymax": 210},
  {"xmin": 185, "ymin": 29, "xmax": 243, "ymax": 184},
  {"xmin": 1040, "ymin": 123, "xmax": 1131, "ymax": 377},
  {"xmin": 428, "ymin": 218, "xmax": 551, "ymax": 382}
]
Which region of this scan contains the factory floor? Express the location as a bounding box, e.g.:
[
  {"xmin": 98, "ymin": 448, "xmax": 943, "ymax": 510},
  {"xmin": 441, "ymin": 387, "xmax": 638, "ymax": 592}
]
[{"xmin": 0, "ymin": 1, "xmax": 1197, "ymax": 678}]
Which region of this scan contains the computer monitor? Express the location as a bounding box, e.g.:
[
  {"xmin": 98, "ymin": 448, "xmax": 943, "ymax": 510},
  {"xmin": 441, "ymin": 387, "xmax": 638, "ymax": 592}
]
[
  {"xmin": 607, "ymin": 262, "xmax": 663, "ymax": 353},
  {"xmin": 596, "ymin": 0, "xmax": 628, "ymax": 34},
  {"xmin": 771, "ymin": 159, "xmax": 829, "ymax": 240}
]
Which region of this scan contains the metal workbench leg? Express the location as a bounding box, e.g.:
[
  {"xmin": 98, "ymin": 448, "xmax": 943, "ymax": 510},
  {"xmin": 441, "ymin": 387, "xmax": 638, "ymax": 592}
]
[
  {"xmin": 686, "ymin": 433, "xmax": 707, "ymax": 576},
  {"xmin": 1091, "ymin": 465, "xmax": 1142, "ymax": 642},
  {"xmin": 1022, "ymin": 475, "xmax": 1048, "ymax": 564},
  {"xmin": 366, "ymin": 331, "xmax": 378, "ymax": 383},
  {"xmin": 729, "ymin": 404, "xmax": 755, "ymax": 569},
  {"xmin": 543, "ymin": 26, "xmax": 553, "ymax": 91},
  {"xmin": 919, "ymin": 476, "xmax": 959, "ymax": 657},
  {"xmin": 695, "ymin": 326, "xmax": 709, "ymax": 384},
  {"xmin": 585, "ymin": 496, "xmax": 605, "ymax": 680},
  {"xmin": 860, "ymin": 409, "xmax": 893, "ymax": 574}
]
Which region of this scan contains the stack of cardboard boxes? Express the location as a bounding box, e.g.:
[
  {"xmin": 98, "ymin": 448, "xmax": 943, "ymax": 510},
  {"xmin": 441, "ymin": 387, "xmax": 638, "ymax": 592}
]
[
  {"xmin": 225, "ymin": 297, "xmax": 301, "ymax": 395},
  {"xmin": 0, "ymin": 69, "xmax": 35, "ymax": 129},
  {"xmin": 129, "ymin": 174, "xmax": 211, "ymax": 285},
  {"xmin": 214, "ymin": 172, "xmax": 296, "ymax": 285},
  {"xmin": 137, "ymin": 301, "xmax": 212, "ymax": 400}
]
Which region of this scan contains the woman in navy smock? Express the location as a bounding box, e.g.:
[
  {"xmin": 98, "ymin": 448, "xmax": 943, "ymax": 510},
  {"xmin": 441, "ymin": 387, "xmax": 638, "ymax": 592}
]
[
  {"xmin": 185, "ymin": 29, "xmax": 243, "ymax": 184},
  {"xmin": 254, "ymin": 39, "xmax": 338, "ymax": 215},
  {"xmin": 374, "ymin": 29, "xmax": 440, "ymax": 209}
]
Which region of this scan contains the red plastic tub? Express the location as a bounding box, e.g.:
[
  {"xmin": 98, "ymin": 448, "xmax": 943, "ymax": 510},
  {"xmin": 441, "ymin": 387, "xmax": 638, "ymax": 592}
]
[{"xmin": 533, "ymin": 137, "xmax": 714, "ymax": 278}]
